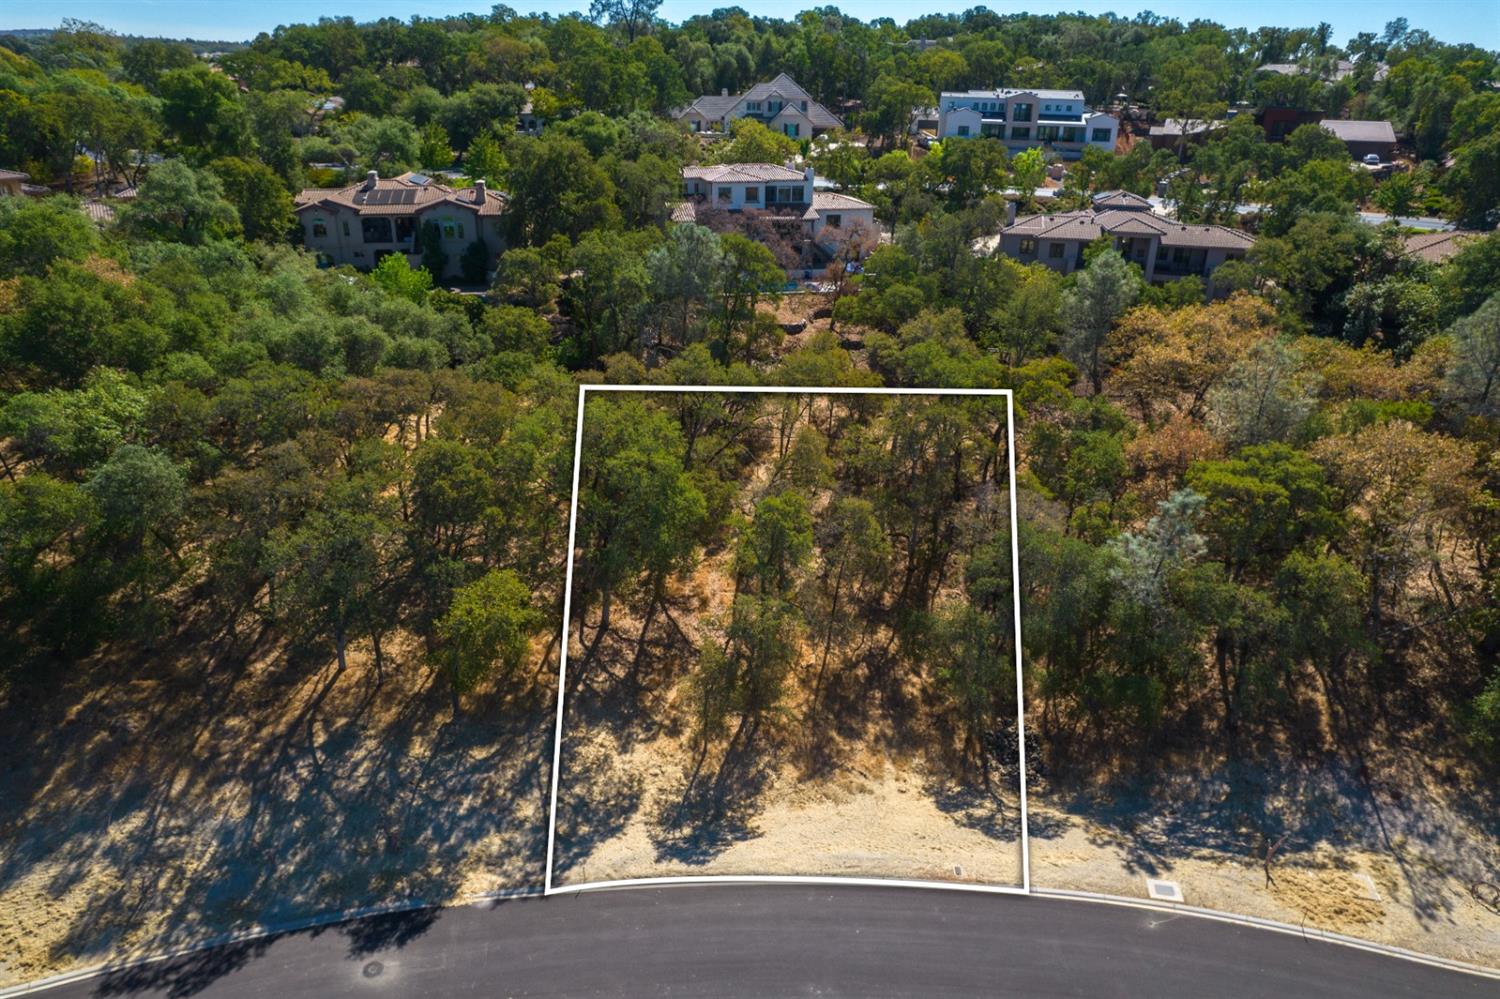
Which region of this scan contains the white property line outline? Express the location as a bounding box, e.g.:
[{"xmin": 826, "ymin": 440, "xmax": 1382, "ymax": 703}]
[{"xmin": 544, "ymin": 384, "xmax": 1029, "ymax": 896}]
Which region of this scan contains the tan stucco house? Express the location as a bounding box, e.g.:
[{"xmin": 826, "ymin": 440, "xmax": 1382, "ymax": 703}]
[
  {"xmin": 995, "ymin": 190, "xmax": 1254, "ymax": 284},
  {"xmin": 294, "ymin": 170, "xmax": 506, "ymax": 279}
]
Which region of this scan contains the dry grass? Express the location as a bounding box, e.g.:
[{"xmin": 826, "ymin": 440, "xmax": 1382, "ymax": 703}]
[{"xmin": 0, "ymin": 623, "xmax": 552, "ymax": 987}]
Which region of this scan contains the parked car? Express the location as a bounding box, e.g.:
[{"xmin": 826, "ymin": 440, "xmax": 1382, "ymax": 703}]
[{"xmin": 1363, "ymin": 153, "xmax": 1381, "ymax": 165}]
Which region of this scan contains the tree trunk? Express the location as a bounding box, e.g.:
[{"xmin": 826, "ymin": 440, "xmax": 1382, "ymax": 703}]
[{"xmin": 371, "ymin": 629, "xmax": 385, "ymax": 686}]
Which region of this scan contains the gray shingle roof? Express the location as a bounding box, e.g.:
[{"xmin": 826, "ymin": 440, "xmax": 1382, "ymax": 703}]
[
  {"xmin": 1091, "ymin": 190, "xmax": 1153, "ymax": 211},
  {"xmin": 1319, "ymin": 119, "xmax": 1397, "ymax": 144},
  {"xmin": 673, "ymin": 73, "xmax": 843, "ymax": 130}
]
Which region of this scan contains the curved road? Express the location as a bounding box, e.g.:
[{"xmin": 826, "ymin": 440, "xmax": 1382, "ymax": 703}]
[{"xmin": 35, "ymin": 886, "xmax": 1496, "ymax": 998}]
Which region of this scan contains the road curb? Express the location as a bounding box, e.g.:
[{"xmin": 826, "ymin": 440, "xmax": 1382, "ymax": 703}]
[
  {"xmin": 1030, "ymin": 887, "xmax": 1500, "ymax": 981},
  {"xmin": 0, "ymin": 886, "xmax": 543, "ymax": 998},
  {"xmin": 2, "ymin": 881, "xmax": 1494, "ymax": 994}
]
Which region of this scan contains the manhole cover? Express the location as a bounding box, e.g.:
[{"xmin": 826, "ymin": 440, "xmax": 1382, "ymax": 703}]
[
  {"xmin": 1146, "ymin": 878, "xmax": 1183, "ymax": 902},
  {"xmin": 362, "ymin": 961, "xmax": 384, "ymax": 978}
]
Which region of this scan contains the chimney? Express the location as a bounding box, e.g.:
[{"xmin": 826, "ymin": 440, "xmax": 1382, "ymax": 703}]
[
  {"xmin": 721, "ymin": 88, "xmax": 728, "ymax": 96},
  {"xmin": 365, "ymin": 169, "xmax": 378, "ymax": 189},
  {"xmin": 1005, "ymin": 199, "xmax": 1017, "ymax": 226},
  {"xmin": 474, "ymin": 179, "xmax": 486, "ymax": 204}
]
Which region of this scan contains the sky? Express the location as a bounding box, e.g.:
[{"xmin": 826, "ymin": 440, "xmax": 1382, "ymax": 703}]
[{"xmin": 2, "ymin": 0, "xmax": 1496, "ymax": 49}]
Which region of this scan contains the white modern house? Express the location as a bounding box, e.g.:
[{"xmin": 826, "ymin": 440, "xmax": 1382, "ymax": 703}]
[
  {"xmin": 936, "ymin": 88, "xmax": 1118, "ymax": 159},
  {"xmin": 672, "ymin": 74, "xmax": 843, "ymax": 139}
]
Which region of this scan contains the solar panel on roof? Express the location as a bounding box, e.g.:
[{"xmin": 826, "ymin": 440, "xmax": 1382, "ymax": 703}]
[
  {"xmin": 408, "ymin": 173, "xmax": 430, "ymax": 186},
  {"xmin": 364, "ymin": 189, "xmax": 418, "ymax": 206}
]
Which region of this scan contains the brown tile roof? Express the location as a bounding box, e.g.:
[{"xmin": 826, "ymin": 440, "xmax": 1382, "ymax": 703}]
[
  {"xmin": 1006, "ymin": 208, "xmax": 1254, "ymax": 250},
  {"xmin": 1402, "ymin": 230, "xmax": 1483, "ymax": 264},
  {"xmin": 295, "ymin": 172, "xmax": 505, "ymax": 217},
  {"xmin": 80, "ymin": 200, "xmax": 116, "ymax": 224},
  {"xmin": 1158, "ymin": 222, "xmax": 1257, "ymax": 250}
]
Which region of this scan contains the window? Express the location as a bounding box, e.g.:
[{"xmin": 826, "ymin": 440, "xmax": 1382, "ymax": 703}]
[
  {"xmin": 311, "ymin": 220, "xmax": 328, "ymax": 238},
  {"xmin": 395, "ymin": 218, "xmax": 415, "ymax": 243},
  {"xmin": 1092, "ymin": 128, "xmax": 1112, "ymax": 142},
  {"xmin": 717, "ymin": 186, "xmax": 732, "ymax": 203},
  {"xmin": 745, "ymin": 186, "xmax": 760, "ymax": 203},
  {"xmin": 785, "ymin": 122, "xmax": 800, "ymax": 137},
  {"xmin": 746, "ymin": 101, "xmax": 760, "ymax": 111},
  {"xmin": 1062, "ymin": 127, "xmax": 1083, "ymax": 142},
  {"xmin": 957, "ymin": 125, "xmax": 971, "ymax": 137},
  {"xmin": 361, "ymin": 217, "xmax": 393, "ymax": 243},
  {"xmin": 1037, "ymin": 125, "xmax": 1060, "ymax": 141},
  {"xmin": 1019, "ymin": 238, "xmax": 1036, "ymax": 255},
  {"xmin": 826, "ymin": 213, "xmax": 842, "ymax": 228},
  {"xmin": 1010, "ymin": 126, "xmax": 1030, "ymax": 140},
  {"xmin": 341, "ymin": 220, "xmax": 350, "ymax": 237},
  {"xmin": 1012, "ymin": 103, "xmax": 1032, "ymax": 122},
  {"xmin": 1048, "ymin": 242, "xmax": 1064, "ymax": 258}
]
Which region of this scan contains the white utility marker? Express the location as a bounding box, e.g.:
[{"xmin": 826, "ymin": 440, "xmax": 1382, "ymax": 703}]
[{"xmin": 1146, "ymin": 878, "xmax": 1184, "ymax": 902}]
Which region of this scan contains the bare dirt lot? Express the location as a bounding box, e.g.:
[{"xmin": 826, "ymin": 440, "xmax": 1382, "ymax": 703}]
[
  {"xmin": 1027, "ymin": 752, "xmax": 1500, "ymax": 969},
  {"xmin": 0, "ymin": 622, "xmax": 552, "ymax": 988},
  {"xmin": 551, "ymin": 391, "xmax": 1026, "ymax": 890}
]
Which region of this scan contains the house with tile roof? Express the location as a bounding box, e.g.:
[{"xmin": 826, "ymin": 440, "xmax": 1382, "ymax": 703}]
[
  {"xmin": 937, "ymin": 88, "xmax": 1118, "ymax": 158},
  {"xmin": 1402, "ymin": 230, "xmax": 1483, "ymax": 265},
  {"xmin": 294, "ymin": 170, "xmax": 506, "ymax": 279},
  {"xmin": 678, "ymin": 164, "xmax": 875, "ymax": 238},
  {"xmin": 672, "ymin": 73, "xmax": 843, "ymax": 139},
  {"xmin": 993, "ymin": 190, "xmax": 1254, "ymax": 284},
  {"xmin": 674, "ymin": 163, "xmax": 878, "ymax": 270}
]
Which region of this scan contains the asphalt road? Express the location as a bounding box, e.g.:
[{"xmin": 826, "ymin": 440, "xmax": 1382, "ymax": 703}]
[{"xmin": 35, "ymin": 886, "xmax": 1497, "ymax": 998}]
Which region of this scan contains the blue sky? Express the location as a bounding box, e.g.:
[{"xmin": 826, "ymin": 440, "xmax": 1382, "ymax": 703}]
[{"xmin": 3, "ymin": 0, "xmax": 1495, "ymax": 48}]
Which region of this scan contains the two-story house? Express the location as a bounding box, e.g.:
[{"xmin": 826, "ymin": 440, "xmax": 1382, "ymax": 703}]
[
  {"xmin": 994, "ymin": 190, "xmax": 1254, "ymax": 285},
  {"xmin": 674, "ymin": 163, "xmax": 878, "ymax": 273},
  {"xmin": 294, "ymin": 170, "xmax": 506, "ymax": 279},
  {"xmin": 936, "ymin": 88, "xmax": 1118, "ymax": 159},
  {"xmin": 678, "ymin": 163, "xmax": 876, "ymax": 240},
  {"xmin": 672, "ymin": 74, "xmax": 843, "ymax": 139}
]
